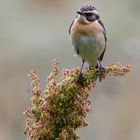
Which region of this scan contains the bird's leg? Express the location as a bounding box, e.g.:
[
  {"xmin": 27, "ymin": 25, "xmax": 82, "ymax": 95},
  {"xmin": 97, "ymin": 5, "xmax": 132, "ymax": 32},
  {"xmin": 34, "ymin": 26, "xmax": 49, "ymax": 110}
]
[
  {"xmin": 78, "ymin": 59, "xmax": 85, "ymax": 86},
  {"xmin": 97, "ymin": 59, "xmax": 105, "ymax": 82}
]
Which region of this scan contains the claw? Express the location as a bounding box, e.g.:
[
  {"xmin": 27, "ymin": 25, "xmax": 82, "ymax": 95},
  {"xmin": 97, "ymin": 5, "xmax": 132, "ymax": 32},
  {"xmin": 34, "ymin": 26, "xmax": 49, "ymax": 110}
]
[
  {"xmin": 77, "ymin": 59, "xmax": 85, "ymax": 86},
  {"xmin": 77, "ymin": 73, "xmax": 84, "ymax": 86},
  {"xmin": 97, "ymin": 59, "xmax": 105, "ymax": 82},
  {"xmin": 98, "ymin": 66, "xmax": 104, "ymax": 82}
]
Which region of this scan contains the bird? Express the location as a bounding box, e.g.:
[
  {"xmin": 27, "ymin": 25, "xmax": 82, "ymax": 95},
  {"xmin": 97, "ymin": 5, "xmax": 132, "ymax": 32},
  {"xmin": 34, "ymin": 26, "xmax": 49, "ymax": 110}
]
[{"xmin": 69, "ymin": 4, "xmax": 107, "ymax": 84}]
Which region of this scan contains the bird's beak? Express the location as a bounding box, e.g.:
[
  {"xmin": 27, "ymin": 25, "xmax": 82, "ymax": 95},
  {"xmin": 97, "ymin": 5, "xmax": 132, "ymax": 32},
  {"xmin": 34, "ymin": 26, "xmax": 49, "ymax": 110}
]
[{"xmin": 77, "ymin": 11, "xmax": 84, "ymax": 15}]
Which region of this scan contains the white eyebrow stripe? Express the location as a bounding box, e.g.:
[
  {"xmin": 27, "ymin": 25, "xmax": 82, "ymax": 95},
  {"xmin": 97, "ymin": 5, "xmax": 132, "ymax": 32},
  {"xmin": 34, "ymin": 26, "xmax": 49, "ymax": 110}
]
[
  {"xmin": 92, "ymin": 10, "xmax": 99, "ymax": 15},
  {"xmin": 83, "ymin": 11, "xmax": 93, "ymax": 13}
]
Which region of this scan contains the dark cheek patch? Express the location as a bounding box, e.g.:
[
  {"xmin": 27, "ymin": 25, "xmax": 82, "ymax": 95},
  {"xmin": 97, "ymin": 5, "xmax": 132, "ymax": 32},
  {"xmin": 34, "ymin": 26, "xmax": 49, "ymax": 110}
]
[{"xmin": 86, "ymin": 16, "xmax": 96, "ymax": 22}]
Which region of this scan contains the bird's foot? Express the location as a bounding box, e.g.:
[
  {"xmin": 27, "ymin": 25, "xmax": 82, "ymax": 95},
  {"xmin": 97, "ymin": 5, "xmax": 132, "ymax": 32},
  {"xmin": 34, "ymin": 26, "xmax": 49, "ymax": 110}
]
[
  {"xmin": 98, "ymin": 66, "xmax": 105, "ymax": 82},
  {"xmin": 77, "ymin": 72, "xmax": 84, "ymax": 86}
]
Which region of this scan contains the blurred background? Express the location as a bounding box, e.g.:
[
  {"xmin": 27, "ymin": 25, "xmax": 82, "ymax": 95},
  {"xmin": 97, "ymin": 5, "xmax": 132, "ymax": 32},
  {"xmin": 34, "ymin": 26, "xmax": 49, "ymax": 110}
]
[{"xmin": 0, "ymin": 0, "xmax": 140, "ymax": 139}]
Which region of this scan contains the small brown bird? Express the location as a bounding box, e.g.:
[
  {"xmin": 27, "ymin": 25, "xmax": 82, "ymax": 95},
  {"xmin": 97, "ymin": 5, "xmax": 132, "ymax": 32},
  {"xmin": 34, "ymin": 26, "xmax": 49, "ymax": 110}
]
[{"xmin": 69, "ymin": 4, "xmax": 107, "ymax": 83}]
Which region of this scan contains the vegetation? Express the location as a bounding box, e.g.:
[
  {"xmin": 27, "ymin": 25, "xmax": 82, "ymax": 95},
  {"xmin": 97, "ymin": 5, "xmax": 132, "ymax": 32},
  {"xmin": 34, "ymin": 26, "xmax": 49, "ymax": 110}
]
[{"xmin": 24, "ymin": 60, "xmax": 131, "ymax": 140}]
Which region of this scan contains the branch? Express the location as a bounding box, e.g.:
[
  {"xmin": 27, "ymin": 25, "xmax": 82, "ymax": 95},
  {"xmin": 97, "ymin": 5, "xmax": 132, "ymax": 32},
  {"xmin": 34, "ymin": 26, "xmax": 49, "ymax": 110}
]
[{"xmin": 23, "ymin": 60, "xmax": 131, "ymax": 140}]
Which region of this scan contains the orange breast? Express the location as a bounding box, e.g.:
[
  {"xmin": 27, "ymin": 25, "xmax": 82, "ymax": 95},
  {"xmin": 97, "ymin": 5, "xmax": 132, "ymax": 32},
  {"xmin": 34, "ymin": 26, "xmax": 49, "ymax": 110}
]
[{"xmin": 71, "ymin": 20, "xmax": 101, "ymax": 37}]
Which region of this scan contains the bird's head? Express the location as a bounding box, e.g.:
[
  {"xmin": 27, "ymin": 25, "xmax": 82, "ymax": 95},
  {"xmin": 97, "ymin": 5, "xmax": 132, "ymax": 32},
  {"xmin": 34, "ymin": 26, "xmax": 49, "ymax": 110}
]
[{"xmin": 76, "ymin": 5, "xmax": 100, "ymax": 24}]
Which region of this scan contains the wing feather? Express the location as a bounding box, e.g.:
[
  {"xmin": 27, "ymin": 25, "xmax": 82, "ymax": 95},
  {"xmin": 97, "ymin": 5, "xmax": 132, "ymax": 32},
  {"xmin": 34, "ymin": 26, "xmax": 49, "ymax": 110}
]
[{"xmin": 98, "ymin": 19, "xmax": 107, "ymax": 61}]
